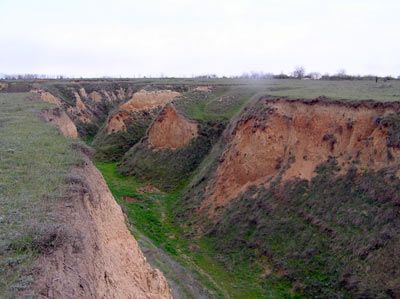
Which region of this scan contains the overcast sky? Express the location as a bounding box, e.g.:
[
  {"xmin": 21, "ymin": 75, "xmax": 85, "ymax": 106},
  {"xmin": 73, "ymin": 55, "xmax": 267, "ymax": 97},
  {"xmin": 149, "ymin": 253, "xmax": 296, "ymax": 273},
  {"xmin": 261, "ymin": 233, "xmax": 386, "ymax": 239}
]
[{"xmin": 0, "ymin": 0, "xmax": 399, "ymax": 77}]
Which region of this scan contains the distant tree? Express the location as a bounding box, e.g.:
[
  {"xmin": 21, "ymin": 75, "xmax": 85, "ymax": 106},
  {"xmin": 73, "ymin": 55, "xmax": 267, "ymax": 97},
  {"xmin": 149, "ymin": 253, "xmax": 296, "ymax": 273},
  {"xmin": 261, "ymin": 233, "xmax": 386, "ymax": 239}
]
[
  {"xmin": 274, "ymin": 73, "xmax": 290, "ymax": 79},
  {"xmin": 241, "ymin": 71, "xmax": 274, "ymax": 79},
  {"xmin": 293, "ymin": 66, "xmax": 305, "ymax": 79},
  {"xmin": 336, "ymin": 69, "xmax": 347, "ymax": 78},
  {"xmin": 308, "ymin": 72, "xmax": 322, "ymax": 80}
]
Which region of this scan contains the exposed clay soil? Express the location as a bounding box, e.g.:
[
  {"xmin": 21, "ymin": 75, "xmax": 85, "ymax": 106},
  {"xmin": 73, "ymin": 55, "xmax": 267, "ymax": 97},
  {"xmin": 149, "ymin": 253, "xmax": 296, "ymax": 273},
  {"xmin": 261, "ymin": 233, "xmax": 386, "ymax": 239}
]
[
  {"xmin": 33, "ymin": 105, "xmax": 172, "ymax": 298},
  {"xmin": 40, "ymin": 108, "xmax": 78, "ymax": 139},
  {"xmin": 120, "ymin": 90, "xmax": 180, "ymax": 112},
  {"xmin": 193, "ymin": 86, "xmax": 213, "ymax": 92},
  {"xmin": 103, "ymin": 90, "xmax": 181, "ymax": 135},
  {"xmin": 0, "ymin": 82, "xmax": 8, "ymax": 90},
  {"xmin": 148, "ymin": 105, "xmax": 198, "ymax": 150},
  {"xmin": 67, "ymin": 92, "xmax": 93, "ymax": 124},
  {"xmin": 88, "ymin": 90, "xmax": 103, "ymax": 102},
  {"xmin": 32, "ymin": 155, "xmax": 171, "ymax": 298},
  {"xmin": 106, "ymin": 111, "xmax": 131, "ymax": 134},
  {"xmin": 202, "ymin": 98, "xmax": 400, "ymax": 215},
  {"xmin": 32, "ymin": 89, "xmax": 63, "ymax": 106}
]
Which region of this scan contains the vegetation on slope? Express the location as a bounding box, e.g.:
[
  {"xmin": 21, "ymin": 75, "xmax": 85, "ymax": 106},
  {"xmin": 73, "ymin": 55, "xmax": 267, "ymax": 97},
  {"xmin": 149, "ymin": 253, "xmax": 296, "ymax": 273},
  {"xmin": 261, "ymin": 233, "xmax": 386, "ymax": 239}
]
[
  {"xmin": 117, "ymin": 86, "xmax": 259, "ymax": 190},
  {"xmin": 92, "ymin": 108, "xmax": 160, "ymax": 161},
  {"xmin": 177, "ymin": 98, "xmax": 400, "ymax": 298},
  {"xmin": 0, "ymin": 93, "xmax": 80, "ymax": 297},
  {"xmin": 206, "ymin": 160, "xmax": 400, "ymax": 298},
  {"xmin": 97, "ymin": 162, "xmax": 300, "ymax": 298},
  {"xmin": 118, "ymin": 120, "xmax": 224, "ymax": 190}
]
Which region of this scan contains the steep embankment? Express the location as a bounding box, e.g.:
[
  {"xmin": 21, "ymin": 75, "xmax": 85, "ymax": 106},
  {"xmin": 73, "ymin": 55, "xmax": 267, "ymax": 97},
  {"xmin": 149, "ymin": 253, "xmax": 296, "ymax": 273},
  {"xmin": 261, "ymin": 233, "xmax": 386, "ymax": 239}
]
[
  {"xmin": 201, "ymin": 98, "xmax": 400, "ymax": 215},
  {"xmin": 32, "ymin": 153, "xmax": 171, "ymax": 298},
  {"xmin": 119, "ymin": 104, "xmax": 224, "ymax": 190},
  {"xmin": 40, "ymin": 107, "xmax": 78, "ymax": 139},
  {"xmin": 33, "ymin": 83, "xmax": 145, "ymax": 137},
  {"xmin": 147, "ymin": 104, "xmax": 198, "ymax": 149},
  {"xmin": 92, "ymin": 89, "xmax": 182, "ymax": 160},
  {"xmin": 31, "ymin": 96, "xmax": 171, "ymax": 298},
  {"xmin": 180, "ymin": 97, "xmax": 400, "ymax": 298},
  {"xmin": 0, "ymin": 92, "xmax": 171, "ymax": 298}
]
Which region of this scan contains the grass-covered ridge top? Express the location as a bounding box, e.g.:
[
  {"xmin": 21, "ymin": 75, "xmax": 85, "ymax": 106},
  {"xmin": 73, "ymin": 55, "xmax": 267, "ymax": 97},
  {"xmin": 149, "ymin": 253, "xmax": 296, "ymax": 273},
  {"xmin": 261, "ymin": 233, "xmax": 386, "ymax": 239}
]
[{"xmin": 0, "ymin": 93, "xmax": 80, "ymax": 297}]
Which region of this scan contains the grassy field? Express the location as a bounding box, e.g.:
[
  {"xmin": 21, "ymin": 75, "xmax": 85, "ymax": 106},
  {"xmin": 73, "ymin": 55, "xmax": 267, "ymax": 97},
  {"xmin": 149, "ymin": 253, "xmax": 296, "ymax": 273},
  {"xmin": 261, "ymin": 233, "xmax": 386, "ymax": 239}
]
[
  {"xmin": 0, "ymin": 93, "xmax": 80, "ymax": 297},
  {"xmin": 96, "ymin": 161, "xmax": 301, "ymax": 298},
  {"xmin": 8, "ymin": 77, "xmax": 399, "ymax": 103},
  {"xmin": 51, "ymin": 78, "xmax": 400, "ymax": 101},
  {"xmin": 263, "ymin": 79, "xmax": 400, "ymax": 101}
]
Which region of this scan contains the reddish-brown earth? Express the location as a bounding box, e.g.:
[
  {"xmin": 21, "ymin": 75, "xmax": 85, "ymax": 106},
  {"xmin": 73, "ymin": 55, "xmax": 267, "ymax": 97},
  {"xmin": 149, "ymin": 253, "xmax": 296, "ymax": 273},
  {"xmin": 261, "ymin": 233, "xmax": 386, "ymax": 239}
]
[
  {"xmin": 66, "ymin": 91, "xmax": 93, "ymax": 123},
  {"xmin": 32, "ymin": 155, "xmax": 171, "ymax": 298},
  {"xmin": 88, "ymin": 90, "xmax": 103, "ymax": 102},
  {"xmin": 0, "ymin": 82, "xmax": 8, "ymax": 91},
  {"xmin": 120, "ymin": 90, "xmax": 180, "ymax": 112},
  {"xmin": 193, "ymin": 85, "xmax": 213, "ymax": 92},
  {"xmin": 40, "ymin": 108, "xmax": 78, "ymax": 138},
  {"xmin": 148, "ymin": 105, "xmax": 198, "ymax": 150},
  {"xmin": 32, "ymin": 89, "xmax": 63, "ymax": 106},
  {"xmin": 103, "ymin": 90, "xmax": 181, "ymax": 135},
  {"xmin": 34, "ymin": 105, "xmax": 172, "ymax": 298},
  {"xmin": 202, "ymin": 99, "xmax": 400, "ymax": 215},
  {"xmin": 105, "ymin": 111, "xmax": 131, "ymax": 134}
]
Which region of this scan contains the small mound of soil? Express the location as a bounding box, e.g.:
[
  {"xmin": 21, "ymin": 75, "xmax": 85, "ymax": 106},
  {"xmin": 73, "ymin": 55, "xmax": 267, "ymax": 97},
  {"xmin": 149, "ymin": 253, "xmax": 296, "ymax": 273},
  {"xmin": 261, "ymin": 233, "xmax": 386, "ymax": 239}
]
[
  {"xmin": 148, "ymin": 105, "xmax": 198, "ymax": 150},
  {"xmin": 122, "ymin": 196, "xmax": 141, "ymax": 203},
  {"xmin": 138, "ymin": 185, "xmax": 161, "ymax": 194},
  {"xmin": 32, "ymin": 89, "xmax": 62, "ymax": 106},
  {"xmin": 106, "ymin": 111, "xmax": 130, "ymax": 134},
  {"xmin": 120, "ymin": 90, "xmax": 180, "ymax": 111}
]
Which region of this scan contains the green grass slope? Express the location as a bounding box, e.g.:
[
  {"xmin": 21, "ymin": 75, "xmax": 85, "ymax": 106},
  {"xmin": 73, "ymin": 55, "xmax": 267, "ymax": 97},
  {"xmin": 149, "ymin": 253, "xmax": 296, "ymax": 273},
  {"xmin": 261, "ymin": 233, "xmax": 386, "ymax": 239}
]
[{"xmin": 97, "ymin": 161, "xmax": 299, "ymax": 299}]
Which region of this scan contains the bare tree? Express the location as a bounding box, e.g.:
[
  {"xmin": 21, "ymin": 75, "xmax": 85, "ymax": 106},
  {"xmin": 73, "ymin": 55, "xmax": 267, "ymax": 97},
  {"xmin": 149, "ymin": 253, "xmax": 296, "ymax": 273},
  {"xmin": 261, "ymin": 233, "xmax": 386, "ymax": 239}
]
[
  {"xmin": 293, "ymin": 66, "xmax": 305, "ymax": 79},
  {"xmin": 336, "ymin": 69, "xmax": 347, "ymax": 78}
]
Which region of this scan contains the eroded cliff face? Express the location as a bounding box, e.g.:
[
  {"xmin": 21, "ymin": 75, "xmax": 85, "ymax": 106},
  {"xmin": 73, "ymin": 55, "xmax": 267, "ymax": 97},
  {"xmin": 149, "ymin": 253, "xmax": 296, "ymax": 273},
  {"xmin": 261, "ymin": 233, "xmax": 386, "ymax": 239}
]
[
  {"xmin": 32, "ymin": 89, "xmax": 63, "ymax": 106},
  {"xmin": 93, "ymin": 89, "xmax": 183, "ymax": 160},
  {"xmin": 119, "ymin": 90, "xmax": 181, "ymax": 113},
  {"xmin": 33, "ymin": 83, "xmax": 143, "ymax": 137},
  {"xmin": 148, "ymin": 105, "xmax": 198, "ymax": 150},
  {"xmin": 40, "ymin": 108, "xmax": 78, "ymax": 139},
  {"xmin": 34, "ymin": 111, "xmax": 172, "ymax": 299},
  {"xmin": 118, "ymin": 103, "xmax": 224, "ymax": 190},
  {"xmin": 199, "ymin": 98, "xmax": 400, "ymax": 215},
  {"xmin": 104, "ymin": 89, "xmax": 181, "ymax": 135},
  {"xmin": 0, "ymin": 82, "xmax": 8, "ymax": 91},
  {"xmin": 33, "ymin": 155, "xmax": 171, "ymax": 299},
  {"xmin": 106, "ymin": 111, "xmax": 131, "ymax": 134},
  {"xmin": 177, "ymin": 97, "xmax": 400, "ymax": 298}
]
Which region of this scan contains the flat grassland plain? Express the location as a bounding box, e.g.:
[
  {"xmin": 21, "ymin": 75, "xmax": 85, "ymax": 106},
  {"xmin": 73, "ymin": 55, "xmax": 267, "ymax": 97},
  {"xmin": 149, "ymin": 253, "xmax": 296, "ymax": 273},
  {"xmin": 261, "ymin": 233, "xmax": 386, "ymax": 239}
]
[{"xmin": 36, "ymin": 77, "xmax": 400, "ymax": 102}]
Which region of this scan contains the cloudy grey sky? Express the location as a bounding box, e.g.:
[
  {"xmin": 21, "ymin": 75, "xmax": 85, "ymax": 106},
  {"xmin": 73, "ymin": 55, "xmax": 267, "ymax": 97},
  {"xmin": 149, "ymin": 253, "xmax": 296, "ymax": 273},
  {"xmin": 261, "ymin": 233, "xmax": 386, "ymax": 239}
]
[{"xmin": 0, "ymin": 0, "xmax": 399, "ymax": 77}]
